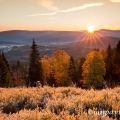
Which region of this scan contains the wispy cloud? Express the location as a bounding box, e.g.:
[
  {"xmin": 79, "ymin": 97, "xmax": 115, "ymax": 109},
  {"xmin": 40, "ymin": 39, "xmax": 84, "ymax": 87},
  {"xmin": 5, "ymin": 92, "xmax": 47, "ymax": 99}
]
[
  {"xmin": 27, "ymin": 2, "xmax": 104, "ymax": 16},
  {"xmin": 60, "ymin": 3, "xmax": 104, "ymax": 13},
  {"xmin": 38, "ymin": 0, "xmax": 58, "ymax": 11},
  {"xmin": 100, "ymin": 25, "xmax": 120, "ymax": 29},
  {"xmin": 110, "ymin": 0, "xmax": 120, "ymax": 2},
  {"xmin": 28, "ymin": 12, "xmax": 58, "ymax": 16}
]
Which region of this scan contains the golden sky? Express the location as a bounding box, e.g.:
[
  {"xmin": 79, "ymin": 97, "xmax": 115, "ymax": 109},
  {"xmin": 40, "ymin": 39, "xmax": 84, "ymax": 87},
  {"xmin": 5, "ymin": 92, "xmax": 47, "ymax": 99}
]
[{"xmin": 0, "ymin": 0, "xmax": 120, "ymax": 31}]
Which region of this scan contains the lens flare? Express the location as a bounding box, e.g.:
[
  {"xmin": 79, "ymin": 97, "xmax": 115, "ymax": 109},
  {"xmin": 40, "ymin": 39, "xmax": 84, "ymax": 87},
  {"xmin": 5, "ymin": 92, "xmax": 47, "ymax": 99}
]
[{"xmin": 87, "ymin": 26, "xmax": 95, "ymax": 33}]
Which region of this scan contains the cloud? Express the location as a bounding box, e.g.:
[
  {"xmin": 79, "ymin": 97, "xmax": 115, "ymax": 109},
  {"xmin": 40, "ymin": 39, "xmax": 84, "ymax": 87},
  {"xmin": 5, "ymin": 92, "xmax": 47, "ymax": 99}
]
[
  {"xmin": 60, "ymin": 3, "xmax": 104, "ymax": 12},
  {"xmin": 100, "ymin": 25, "xmax": 120, "ymax": 29},
  {"xmin": 110, "ymin": 0, "xmax": 120, "ymax": 2},
  {"xmin": 28, "ymin": 12, "xmax": 58, "ymax": 16},
  {"xmin": 38, "ymin": 0, "xmax": 58, "ymax": 11},
  {"xmin": 27, "ymin": 2, "xmax": 104, "ymax": 16}
]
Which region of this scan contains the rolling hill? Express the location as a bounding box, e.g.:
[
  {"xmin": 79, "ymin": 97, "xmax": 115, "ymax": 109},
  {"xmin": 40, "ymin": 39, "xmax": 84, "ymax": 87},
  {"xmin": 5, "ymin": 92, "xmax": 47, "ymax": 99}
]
[{"xmin": 0, "ymin": 29, "xmax": 120, "ymax": 65}]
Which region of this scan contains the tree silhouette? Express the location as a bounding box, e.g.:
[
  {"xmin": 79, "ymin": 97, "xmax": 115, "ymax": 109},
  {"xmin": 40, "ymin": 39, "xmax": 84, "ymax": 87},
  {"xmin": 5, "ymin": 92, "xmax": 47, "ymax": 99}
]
[
  {"xmin": 28, "ymin": 39, "xmax": 43, "ymax": 87},
  {"xmin": 76, "ymin": 57, "xmax": 85, "ymax": 87},
  {"xmin": 68, "ymin": 56, "xmax": 76, "ymax": 85},
  {"xmin": 113, "ymin": 40, "xmax": 120, "ymax": 86},
  {"xmin": 0, "ymin": 52, "xmax": 14, "ymax": 87}
]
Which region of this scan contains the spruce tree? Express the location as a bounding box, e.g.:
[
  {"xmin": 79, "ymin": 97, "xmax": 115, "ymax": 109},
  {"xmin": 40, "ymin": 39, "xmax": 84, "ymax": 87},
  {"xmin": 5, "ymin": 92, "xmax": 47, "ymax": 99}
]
[
  {"xmin": 115, "ymin": 40, "xmax": 120, "ymax": 64},
  {"xmin": 0, "ymin": 56, "xmax": 7, "ymax": 87},
  {"xmin": 105, "ymin": 44, "xmax": 114, "ymax": 87},
  {"xmin": 2, "ymin": 52, "xmax": 10, "ymax": 71},
  {"xmin": 1, "ymin": 52, "xmax": 14, "ymax": 81},
  {"xmin": 0, "ymin": 54, "xmax": 4, "ymax": 86},
  {"xmin": 68, "ymin": 56, "xmax": 77, "ymax": 85},
  {"xmin": 0, "ymin": 52, "xmax": 14, "ymax": 87},
  {"xmin": 76, "ymin": 57, "xmax": 85, "ymax": 87},
  {"xmin": 113, "ymin": 40, "xmax": 120, "ymax": 85},
  {"xmin": 29, "ymin": 39, "xmax": 43, "ymax": 87}
]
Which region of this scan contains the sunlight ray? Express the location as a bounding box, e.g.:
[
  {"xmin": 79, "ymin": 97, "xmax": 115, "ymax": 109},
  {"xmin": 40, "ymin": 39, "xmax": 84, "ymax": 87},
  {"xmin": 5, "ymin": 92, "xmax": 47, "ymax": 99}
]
[{"xmin": 94, "ymin": 33, "xmax": 105, "ymax": 46}]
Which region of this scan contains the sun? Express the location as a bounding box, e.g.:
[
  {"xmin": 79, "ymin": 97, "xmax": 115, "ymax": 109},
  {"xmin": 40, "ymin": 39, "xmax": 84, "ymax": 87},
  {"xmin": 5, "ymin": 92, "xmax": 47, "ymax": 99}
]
[{"xmin": 87, "ymin": 26, "xmax": 95, "ymax": 33}]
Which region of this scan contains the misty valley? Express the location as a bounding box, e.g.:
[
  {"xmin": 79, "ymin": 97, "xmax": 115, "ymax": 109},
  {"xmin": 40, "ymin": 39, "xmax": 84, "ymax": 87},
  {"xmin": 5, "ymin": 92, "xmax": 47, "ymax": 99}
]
[{"xmin": 0, "ymin": 30, "xmax": 120, "ymax": 65}]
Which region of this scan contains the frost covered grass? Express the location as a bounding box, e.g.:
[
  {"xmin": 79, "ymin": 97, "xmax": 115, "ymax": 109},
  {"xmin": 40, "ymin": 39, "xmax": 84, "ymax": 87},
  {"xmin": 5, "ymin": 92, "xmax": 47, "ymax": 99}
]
[{"xmin": 0, "ymin": 86, "xmax": 120, "ymax": 120}]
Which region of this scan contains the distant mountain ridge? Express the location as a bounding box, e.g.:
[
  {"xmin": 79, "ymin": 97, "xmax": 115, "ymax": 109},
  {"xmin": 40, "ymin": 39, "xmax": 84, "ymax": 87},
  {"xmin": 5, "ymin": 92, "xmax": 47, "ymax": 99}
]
[
  {"xmin": 0, "ymin": 30, "xmax": 120, "ymax": 64},
  {"xmin": 0, "ymin": 29, "xmax": 120, "ymax": 46}
]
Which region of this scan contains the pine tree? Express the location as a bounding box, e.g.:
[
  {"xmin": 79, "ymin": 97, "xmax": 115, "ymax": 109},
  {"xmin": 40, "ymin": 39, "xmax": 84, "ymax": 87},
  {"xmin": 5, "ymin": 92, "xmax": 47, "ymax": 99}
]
[
  {"xmin": 0, "ymin": 54, "xmax": 4, "ymax": 86},
  {"xmin": 29, "ymin": 39, "xmax": 43, "ymax": 87},
  {"xmin": 82, "ymin": 50, "xmax": 106, "ymax": 89},
  {"xmin": 2, "ymin": 52, "xmax": 10, "ymax": 71},
  {"xmin": 113, "ymin": 40, "xmax": 120, "ymax": 85},
  {"xmin": 0, "ymin": 52, "xmax": 14, "ymax": 87},
  {"xmin": 2, "ymin": 52, "xmax": 14, "ymax": 83},
  {"xmin": 116, "ymin": 40, "xmax": 120, "ymax": 61},
  {"xmin": 105, "ymin": 44, "xmax": 114, "ymax": 87},
  {"xmin": 68, "ymin": 56, "xmax": 76, "ymax": 85},
  {"xmin": 0, "ymin": 58, "xmax": 8, "ymax": 87},
  {"xmin": 76, "ymin": 57, "xmax": 85, "ymax": 87}
]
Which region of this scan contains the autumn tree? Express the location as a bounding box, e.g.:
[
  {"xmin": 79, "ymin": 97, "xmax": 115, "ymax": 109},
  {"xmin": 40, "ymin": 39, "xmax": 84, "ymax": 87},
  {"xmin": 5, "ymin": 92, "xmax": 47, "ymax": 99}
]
[
  {"xmin": 11, "ymin": 60, "xmax": 27, "ymax": 87},
  {"xmin": 52, "ymin": 50, "xmax": 71, "ymax": 86},
  {"xmin": 28, "ymin": 39, "xmax": 43, "ymax": 87},
  {"xmin": 41, "ymin": 55, "xmax": 52, "ymax": 85},
  {"xmin": 82, "ymin": 50, "xmax": 106, "ymax": 89}
]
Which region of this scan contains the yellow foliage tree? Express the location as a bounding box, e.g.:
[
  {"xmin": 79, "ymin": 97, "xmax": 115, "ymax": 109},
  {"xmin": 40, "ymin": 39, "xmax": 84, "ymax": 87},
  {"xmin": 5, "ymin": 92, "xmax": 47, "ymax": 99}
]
[
  {"xmin": 82, "ymin": 50, "xmax": 106, "ymax": 89},
  {"xmin": 52, "ymin": 50, "xmax": 70, "ymax": 86},
  {"xmin": 41, "ymin": 55, "xmax": 52, "ymax": 85}
]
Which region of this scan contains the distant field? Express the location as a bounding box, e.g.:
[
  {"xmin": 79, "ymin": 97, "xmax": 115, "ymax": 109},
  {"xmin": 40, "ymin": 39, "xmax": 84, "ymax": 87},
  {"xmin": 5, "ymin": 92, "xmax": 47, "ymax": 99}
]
[{"xmin": 0, "ymin": 87, "xmax": 120, "ymax": 120}]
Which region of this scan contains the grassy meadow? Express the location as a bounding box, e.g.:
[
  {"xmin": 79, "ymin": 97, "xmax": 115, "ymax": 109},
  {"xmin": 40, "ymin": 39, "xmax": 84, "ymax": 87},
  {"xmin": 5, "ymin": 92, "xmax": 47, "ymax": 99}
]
[{"xmin": 0, "ymin": 86, "xmax": 120, "ymax": 120}]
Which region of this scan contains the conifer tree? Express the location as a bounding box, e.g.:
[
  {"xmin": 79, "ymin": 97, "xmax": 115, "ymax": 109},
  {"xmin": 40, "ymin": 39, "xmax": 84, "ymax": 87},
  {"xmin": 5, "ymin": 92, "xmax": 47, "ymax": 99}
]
[
  {"xmin": 76, "ymin": 57, "xmax": 85, "ymax": 87},
  {"xmin": 2, "ymin": 52, "xmax": 14, "ymax": 81},
  {"xmin": 113, "ymin": 40, "xmax": 120, "ymax": 85},
  {"xmin": 29, "ymin": 39, "xmax": 43, "ymax": 87},
  {"xmin": 2, "ymin": 52, "xmax": 10, "ymax": 70},
  {"xmin": 68, "ymin": 56, "xmax": 76, "ymax": 85},
  {"xmin": 0, "ymin": 54, "xmax": 4, "ymax": 86},
  {"xmin": 105, "ymin": 44, "xmax": 114, "ymax": 87},
  {"xmin": 0, "ymin": 52, "xmax": 14, "ymax": 87}
]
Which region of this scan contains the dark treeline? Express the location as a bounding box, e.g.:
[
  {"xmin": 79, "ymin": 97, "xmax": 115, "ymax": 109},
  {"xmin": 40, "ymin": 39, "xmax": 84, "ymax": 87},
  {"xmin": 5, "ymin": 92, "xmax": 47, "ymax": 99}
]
[{"xmin": 0, "ymin": 39, "xmax": 120, "ymax": 89}]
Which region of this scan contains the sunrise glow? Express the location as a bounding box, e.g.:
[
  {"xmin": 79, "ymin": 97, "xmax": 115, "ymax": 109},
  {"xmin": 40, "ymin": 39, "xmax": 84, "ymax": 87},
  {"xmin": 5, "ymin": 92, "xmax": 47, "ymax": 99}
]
[{"xmin": 87, "ymin": 26, "xmax": 95, "ymax": 33}]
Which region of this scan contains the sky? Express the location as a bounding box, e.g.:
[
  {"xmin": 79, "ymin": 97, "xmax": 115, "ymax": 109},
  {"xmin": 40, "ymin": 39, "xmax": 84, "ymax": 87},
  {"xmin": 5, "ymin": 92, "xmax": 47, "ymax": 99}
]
[{"xmin": 0, "ymin": 0, "xmax": 120, "ymax": 31}]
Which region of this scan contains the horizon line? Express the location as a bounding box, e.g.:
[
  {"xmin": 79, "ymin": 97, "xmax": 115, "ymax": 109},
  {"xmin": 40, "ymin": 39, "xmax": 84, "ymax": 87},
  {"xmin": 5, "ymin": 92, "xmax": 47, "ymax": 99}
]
[{"xmin": 0, "ymin": 29, "xmax": 120, "ymax": 32}]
